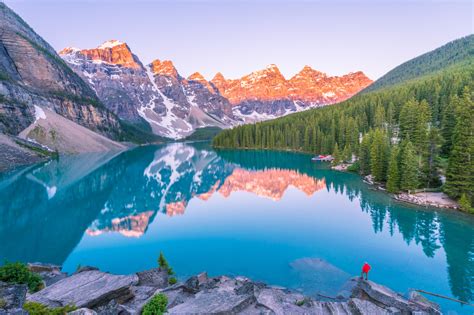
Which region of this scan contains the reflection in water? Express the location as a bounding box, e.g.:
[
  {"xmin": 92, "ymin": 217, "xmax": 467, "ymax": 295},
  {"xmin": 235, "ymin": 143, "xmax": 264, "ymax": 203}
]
[{"xmin": 0, "ymin": 143, "xmax": 473, "ymax": 309}]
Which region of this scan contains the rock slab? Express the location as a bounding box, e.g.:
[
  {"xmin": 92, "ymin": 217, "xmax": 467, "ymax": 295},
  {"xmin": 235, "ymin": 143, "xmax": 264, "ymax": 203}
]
[{"xmin": 27, "ymin": 270, "xmax": 138, "ymax": 309}]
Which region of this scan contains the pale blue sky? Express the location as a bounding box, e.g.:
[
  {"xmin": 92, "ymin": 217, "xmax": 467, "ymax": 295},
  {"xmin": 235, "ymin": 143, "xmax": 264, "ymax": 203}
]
[{"xmin": 3, "ymin": 0, "xmax": 473, "ymax": 80}]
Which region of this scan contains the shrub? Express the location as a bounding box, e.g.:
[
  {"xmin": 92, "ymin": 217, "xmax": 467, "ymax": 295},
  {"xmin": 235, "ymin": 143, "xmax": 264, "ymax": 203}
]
[
  {"xmin": 23, "ymin": 302, "xmax": 76, "ymax": 315},
  {"xmin": 168, "ymin": 277, "xmax": 177, "ymax": 285},
  {"xmin": 142, "ymin": 293, "xmax": 168, "ymax": 315},
  {"xmin": 0, "ymin": 298, "xmax": 6, "ymax": 309},
  {"xmin": 295, "ymin": 299, "xmax": 305, "ymax": 306},
  {"xmin": 0, "ymin": 262, "xmax": 43, "ymax": 292}
]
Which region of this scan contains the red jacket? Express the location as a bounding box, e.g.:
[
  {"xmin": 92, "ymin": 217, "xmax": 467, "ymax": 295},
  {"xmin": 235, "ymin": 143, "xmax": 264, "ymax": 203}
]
[{"xmin": 362, "ymin": 263, "xmax": 371, "ymax": 273}]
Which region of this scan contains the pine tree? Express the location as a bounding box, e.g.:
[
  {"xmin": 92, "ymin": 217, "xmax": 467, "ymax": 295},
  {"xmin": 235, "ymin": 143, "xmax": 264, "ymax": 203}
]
[
  {"xmin": 445, "ymin": 88, "xmax": 474, "ymax": 202},
  {"xmin": 440, "ymin": 95, "xmax": 458, "ymax": 156},
  {"xmin": 399, "ymin": 98, "xmax": 418, "ymax": 139},
  {"xmin": 386, "ymin": 146, "xmax": 401, "ymax": 193},
  {"xmin": 158, "ymin": 252, "xmax": 169, "ymax": 270},
  {"xmin": 343, "ymin": 144, "xmax": 352, "ymax": 162},
  {"xmin": 459, "ymin": 193, "xmax": 473, "ymax": 213},
  {"xmin": 370, "ymin": 129, "xmax": 389, "ymax": 182},
  {"xmin": 333, "ymin": 143, "xmax": 341, "ymax": 165},
  {"xmin": 399, "ymin": 140, "xmax": 419, "ymax": 192},
  {"xmin": 359, "ymin": 133, "xmax": 372, "ymax": 176}
]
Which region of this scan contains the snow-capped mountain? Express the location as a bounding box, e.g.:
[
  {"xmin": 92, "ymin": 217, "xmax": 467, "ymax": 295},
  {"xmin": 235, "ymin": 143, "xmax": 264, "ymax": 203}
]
[
  {"xmin": 59, "ymin": 41, "xmax": 237, "ymax": 139},
  {"xmin": 60, "ymin": 40, "xmax": 372, "ymax": 139},
  {"xmin": 211, "ymin": 64, "xmax": 373, "ymax": 121}
]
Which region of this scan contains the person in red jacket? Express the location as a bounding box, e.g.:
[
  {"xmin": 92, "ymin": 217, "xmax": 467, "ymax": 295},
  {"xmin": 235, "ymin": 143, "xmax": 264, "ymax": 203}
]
[{"xmin": 361, "ymin": 262, "xmax": 371, "ymax": 280}]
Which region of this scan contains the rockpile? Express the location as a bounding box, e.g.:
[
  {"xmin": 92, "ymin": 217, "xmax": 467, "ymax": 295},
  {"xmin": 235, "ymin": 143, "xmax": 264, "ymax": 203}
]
[{"xmin": 0, "ymin": 263, "xmax": 441, "ymax": 314}]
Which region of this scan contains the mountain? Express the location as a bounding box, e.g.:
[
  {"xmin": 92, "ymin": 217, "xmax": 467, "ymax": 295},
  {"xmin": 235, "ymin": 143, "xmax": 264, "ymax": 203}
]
[
  {"xmin": 212, "ymin": 36, "xmax": 474, "ymax": 208},
  {"xmin": 0, "ymin": 3, "xmax": 127, "ymax": 168},
  {"xmin": 363, "ymin": 35, "xmax": 474, "ymax": 93},
  {"xmin": 60, "ymin": 41, "xmax": 372, "ymax": 137},
  {"xmin": 60, "ymin": 43, "xmax": 237, "ymax": 139},
  {"xmin": 211, "ymin": 64, "xmax": 372, "ymax": 121}
]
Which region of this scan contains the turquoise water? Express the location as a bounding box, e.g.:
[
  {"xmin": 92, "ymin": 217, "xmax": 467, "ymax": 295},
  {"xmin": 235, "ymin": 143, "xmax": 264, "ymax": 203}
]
[{"xmin": 0, "ymin": 143, "xmax": 473, "ymax": 313}]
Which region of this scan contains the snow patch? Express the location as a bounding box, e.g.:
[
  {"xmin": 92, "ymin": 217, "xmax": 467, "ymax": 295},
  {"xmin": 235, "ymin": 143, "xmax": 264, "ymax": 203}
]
[
  {"xmin": 34, "ymin": 105, "xmax": 46, "ymax": 122},
  {"xmin": 98, "ymin": 40, "xmax": 124, "ymax": 49}
]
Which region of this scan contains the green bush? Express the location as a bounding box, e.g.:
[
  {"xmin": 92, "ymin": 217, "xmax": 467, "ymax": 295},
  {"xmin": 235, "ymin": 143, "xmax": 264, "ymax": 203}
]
[
  {"xmin": 0, "ymin": 298, "xmax": 6, "ymax": 309},
  {"xmin": 23, "ymin": 302, "xmax": 76, "ymax": 315},
  {"xmin": 142, "ymin": 293, "xmax": 168, "ymax": 315},
  {"xmin": 168, "ymin": 277, "xmax": 177, "ymax": 285},
  {"xmin": 295, "ymin": 299, "xmax": 305, "ymax": 306},
  {"xmin": 0, "ymin": 262, "xmax": 43, "ymax": 292}
]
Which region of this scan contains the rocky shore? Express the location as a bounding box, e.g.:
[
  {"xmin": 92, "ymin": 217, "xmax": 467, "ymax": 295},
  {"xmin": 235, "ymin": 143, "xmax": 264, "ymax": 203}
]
[
  {"xmin": 394, "ymin": 192, "xmax": 459, "ymax": 210},
  {"xmin": 0, "ymin": 263, "xmax": 441, "ymax": 314}
]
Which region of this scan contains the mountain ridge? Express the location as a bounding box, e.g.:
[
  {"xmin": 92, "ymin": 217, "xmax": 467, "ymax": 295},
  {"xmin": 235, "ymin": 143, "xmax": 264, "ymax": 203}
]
[
  {"xmin": 362, "ymin": 34, "xmax": 474, "ymax": 93},
  {"xmin": 59, "ymin": 41, "xmax": 372, "ymax": 136}
]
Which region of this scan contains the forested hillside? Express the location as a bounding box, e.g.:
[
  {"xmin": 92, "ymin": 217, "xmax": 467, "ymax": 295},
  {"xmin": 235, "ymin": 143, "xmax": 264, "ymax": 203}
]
[
  {"xmin": 213, "ymin": 37, "xmax": 474, "ymax": 211},
  {"xmin": 363, "ymin": 35, "xmax": 473, "ymax": 92}
]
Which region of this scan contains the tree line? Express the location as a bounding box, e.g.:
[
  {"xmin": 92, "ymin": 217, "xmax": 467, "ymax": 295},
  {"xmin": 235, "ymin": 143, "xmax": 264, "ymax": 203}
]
[{"xmin": 213, "ymin": 63, "xmax": 474, "ymax": 212}]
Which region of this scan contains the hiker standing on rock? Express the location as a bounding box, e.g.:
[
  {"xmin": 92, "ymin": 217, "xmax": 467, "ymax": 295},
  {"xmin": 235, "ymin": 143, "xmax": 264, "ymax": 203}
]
[{"xmin": 361, "ymin": 262, "xmax": 371, "ymax": 280}]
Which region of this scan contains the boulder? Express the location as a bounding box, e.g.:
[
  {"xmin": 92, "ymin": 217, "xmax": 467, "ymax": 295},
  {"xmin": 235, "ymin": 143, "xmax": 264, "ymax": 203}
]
[
  {"xmin": 0, "ymin": 281, "xmax": 27, "ymax": 311},
  {"xmin": 74, "ymin": 266, "xmax": 100, "ymax": 274},
  {"xmin": 121, "ymin": 286, "xmax": 158, "ymax": 315},
  {"xmin": 349, "ymin": 278, "xmax": 440, "ymax": 314},
  {"xmin": 68, "ymin": 308, "xmax": 97, "ymax": 315},
  {"xmin": 27, "ymin": 262, "xmax": 61, "ymax": 273},
  {"xmin": 255, "ymin": 287, "xmax": 308, "ymax": 314},
  {"xmin": 27, "ymin": 263, "xmax": 68, "ymax": 287},
  {"xmin": 167, "ymin": 290, "xmax": 255, "ymax": 314},
  {"xmin": 27, "ymin": 270, "xmax": 138, "ymax": 309},
  {"xmin": 349, "ymin": 298, "xmax": 396, "ymax": 314},
  {"xmin": 94, "ymin": 300, "xmax": 130, "ymax": 315},
  {"xmin": 136, "ymin": 268, "xmax": 168, "ymax": 288}
]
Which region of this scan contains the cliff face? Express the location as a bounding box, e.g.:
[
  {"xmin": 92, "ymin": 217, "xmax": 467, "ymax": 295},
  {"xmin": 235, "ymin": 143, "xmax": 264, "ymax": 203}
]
[
  {"xmin": 0, "ymin": 3, "xmax": 121, "ymax": 139},
  {"xmin": 60, "ymin": 46, "xmax": 237, "ymax": 139}
]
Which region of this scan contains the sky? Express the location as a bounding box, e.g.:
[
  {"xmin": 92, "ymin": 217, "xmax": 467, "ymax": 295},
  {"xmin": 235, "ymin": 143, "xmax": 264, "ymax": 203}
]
[{"xmin": 2, "ymin": 0, "xmax": 473, "ymax": 80}]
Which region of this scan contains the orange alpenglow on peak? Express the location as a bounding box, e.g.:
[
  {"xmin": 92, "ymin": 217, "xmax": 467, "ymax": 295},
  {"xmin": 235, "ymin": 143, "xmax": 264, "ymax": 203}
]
[
  {"xmin": 149, "ymin": 59, "xmax": 179, "ymax": 78},
  {"xmin": 187, "ymin": 72, "xmax": 215, "ymax": 92},
  {"xmin": 60, "ymin": 40, "xmax": 141, "ymax": 69},
  {"xmin": 211, "ymin": 64, "xmax": 372, "ymax": 105}
]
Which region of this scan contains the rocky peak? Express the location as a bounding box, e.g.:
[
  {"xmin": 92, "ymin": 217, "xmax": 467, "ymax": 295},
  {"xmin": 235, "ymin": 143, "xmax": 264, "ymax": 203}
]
[
  {"xmin": 149, "ymin": 59, "xmax": 179, "ymax": 78},
  {"xmin": 59, "ymin": 40, "xmax": 141, "ymax": 69},
  {"xmin": 245, "ymin": 64, "xmax": 286, "ymax": 83},
  {"xmin": 58, "ymin": 47, "xmax": 80, "ymax": 55},
  {"xmin": 341, "ymin": 71, "xmax": 372, "ymax": 83},
  {"xmin": 187, "ymin": 72, "xmax": 206, "ymax": 82},
  {"xmin": 291, "ymin": 65, "xmax": 327, "ymax": 80},
  {"xmin": 187, "ymin": 72, "xmax": 214, "ymax": 93}
]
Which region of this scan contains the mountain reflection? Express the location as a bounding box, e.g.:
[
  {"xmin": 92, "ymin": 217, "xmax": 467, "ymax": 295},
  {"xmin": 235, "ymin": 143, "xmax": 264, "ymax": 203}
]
[{"xmin": 0, "ymin": 143, "xmax": 473, "ymax": 303}]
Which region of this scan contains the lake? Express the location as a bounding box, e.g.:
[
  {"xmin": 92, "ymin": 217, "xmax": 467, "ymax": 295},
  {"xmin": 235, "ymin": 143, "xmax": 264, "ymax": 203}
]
[{"xmin": 0, "ymin": 142, "xmax": 473, "ymax": 313}]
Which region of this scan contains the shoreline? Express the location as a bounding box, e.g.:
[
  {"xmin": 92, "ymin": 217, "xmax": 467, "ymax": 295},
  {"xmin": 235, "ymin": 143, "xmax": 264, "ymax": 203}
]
[
  {"xmin": 330, "ymin": 163, "xmax": 460, "ymax": 211},
  {"xmin": 1, "ymin": 262, "xmax": 441, "ymax": 314}
]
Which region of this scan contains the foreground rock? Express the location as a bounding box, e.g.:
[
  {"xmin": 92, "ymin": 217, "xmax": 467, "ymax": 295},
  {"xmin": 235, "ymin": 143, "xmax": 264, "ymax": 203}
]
[
  {"xmin": 27, "ymin": 270, "xmax": 138, "ymax": 309},
  {"xmin": 157, "ymin": 274, "xmax": 440, "ymax": 315},
  {"xmin": 0, "ymin": 281, "xmax": 27, "ymax": 314},
  {"xmin": 27, "ymin": 263, "xmax": 68, "ymax": 287},
  {"xmin": 15, "ymin": 266, "xmax": 440, "ymax": 314}
]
